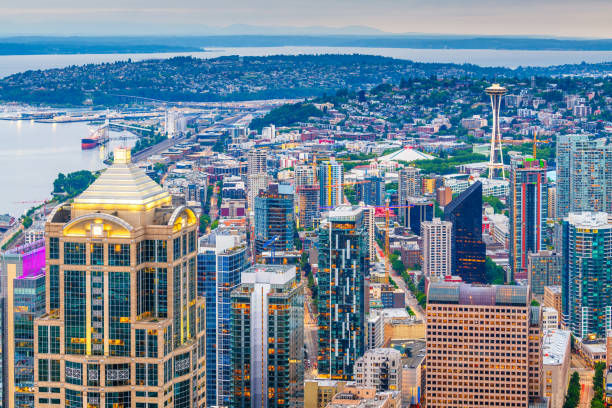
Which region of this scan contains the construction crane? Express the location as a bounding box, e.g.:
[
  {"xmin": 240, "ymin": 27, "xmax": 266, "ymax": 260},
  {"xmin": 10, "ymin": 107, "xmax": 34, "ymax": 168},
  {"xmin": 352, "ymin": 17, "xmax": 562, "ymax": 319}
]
[
  {"xmin": 14, "ymin": 200, "xmax": 49, "ymax": 216},
  {"xmin": 259, "ymin": 235, "xmax": 280, "ymax": 263},
  {"xmin": 296, "ymin": 179, "xmax": 371, "ymax": 192},
  {"xmin": 384, "ymin": 198, "xmax": 391, "ymax": 284}
]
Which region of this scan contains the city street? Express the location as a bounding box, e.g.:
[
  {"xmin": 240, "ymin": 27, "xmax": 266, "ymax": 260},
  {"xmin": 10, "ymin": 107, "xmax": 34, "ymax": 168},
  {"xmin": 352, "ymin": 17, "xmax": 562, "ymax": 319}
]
[
  {"xmin": 571, "ymin": 353, "xmax": 594, "ymax": 408},
  {"xmin": 304, "ymin": 288, "xmax": 319, "ymax": 379}
]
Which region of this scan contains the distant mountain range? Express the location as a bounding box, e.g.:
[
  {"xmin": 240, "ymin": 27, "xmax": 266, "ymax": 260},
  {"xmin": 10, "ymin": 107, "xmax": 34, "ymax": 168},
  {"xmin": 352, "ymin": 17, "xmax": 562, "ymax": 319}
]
[{"xmin": 1, "ymin": 33, "xmax": 612, "ymax": 56}]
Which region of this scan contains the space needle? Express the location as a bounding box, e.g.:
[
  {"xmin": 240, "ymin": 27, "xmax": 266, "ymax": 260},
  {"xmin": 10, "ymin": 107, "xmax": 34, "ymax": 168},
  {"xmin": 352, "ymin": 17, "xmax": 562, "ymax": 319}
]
[{"xmin": 486, "ymin": 83, "xmax": 507, "ymax": 179}]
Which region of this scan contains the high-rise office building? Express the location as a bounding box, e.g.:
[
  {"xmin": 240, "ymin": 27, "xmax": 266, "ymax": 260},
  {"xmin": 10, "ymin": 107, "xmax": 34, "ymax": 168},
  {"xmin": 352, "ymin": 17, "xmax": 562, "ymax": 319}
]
[
  {"xmin": 358, "ymin": 176, "xmax": 385, "ymax": 207},
  {"xmin": 247, "ymin": 150, "xmax": 268, "ymax": 209},
  {"xmin": 403, "ymin": 196, "xmax": 434, "ymax": 235},
  {"xmin": 556, "ymin": 134, "xmax": 589, "ymax": 218},
  {"xmin": 426, "ymin": 282, "xmax": 543, "ymax": 408},
  {"xmin": 547, "ymin": 186, "xmax": 557, "ymax": 220},
  {"xmin": 247, "ymin": 149, "xmax": 267, "ymax": 175},
  {"xmin": 444, "ymin": 181, "xmax": 486, "ymax": 283},
  {"xmin": 562, "ymin": 212, "xmax": 612, "ymax": 338},
  {"xmin": 557, "ymin": 135, "xmax": 612, "ymax": 218},
  {"xmin": 317, "ymin": 206, "xmax": 369, "ymax": 380},
  {"xmin": 421, "ymin": 218, "xmax": 452, "ymax": 279},
  {"xmin": 398, "ymin": 167, "xmax": 421, "ymax": 224},
  {"xmin": 1, "ymin": 240, "xmax": 46, "ymax": 408},
  {"xmin": 230, "ymin": 264, "xmax": 304, "ymax": 408},
  {"xmin": 528, "ymin": 250, "xmax": 562, "ymax": 298},
  {"xmin": 34, "ymin": 149, "xmax": 205, "ymax": 408},
  {"xmin": 354, "ymin": 348, "xmax": 402, "ymax": 392},
  {"xmin": 509, "ymin": 158, "xmax": 549, "ymax": 280},
  {"xmin": 318, "ymin": 159, "xmax": 344, "ymax": 209},
  {"xmin": 197, "ymin": 230, "xmax": 249, "ymax": 407},
  {"xmin": 254, "ymin": 183, "xmax": 295, "ymax": 255},
  {"xmin": 295, "ymin": 164, "xmax": 320, "ymax": 230}
]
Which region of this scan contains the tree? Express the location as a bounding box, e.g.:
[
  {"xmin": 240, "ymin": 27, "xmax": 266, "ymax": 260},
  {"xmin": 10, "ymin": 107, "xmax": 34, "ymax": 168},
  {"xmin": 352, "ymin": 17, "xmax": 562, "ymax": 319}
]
[
  {"xmin": 22, "ymin": 216, "xmax": 33, "ymax": 228},
  {"xmin": 485, "ymin": 257, "xmax": 506, "ymax": 284},
  {"xmin": 563, "ymin": 371, "xmax": 580, "ymax": 408}
]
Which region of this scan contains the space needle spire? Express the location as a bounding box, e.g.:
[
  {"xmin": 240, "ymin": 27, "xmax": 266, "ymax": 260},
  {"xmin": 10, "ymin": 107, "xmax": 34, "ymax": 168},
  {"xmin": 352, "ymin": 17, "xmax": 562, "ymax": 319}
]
[{"xmin": 486, "ymin": 83, "xmax": 507, "ymax": 179}]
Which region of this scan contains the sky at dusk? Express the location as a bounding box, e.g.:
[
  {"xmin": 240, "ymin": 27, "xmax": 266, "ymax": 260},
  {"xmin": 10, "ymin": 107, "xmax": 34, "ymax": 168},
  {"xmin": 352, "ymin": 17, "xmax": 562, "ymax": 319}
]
[{"xmin": 1, "ymin": 0, "xmax": 611, "ymax": 38}]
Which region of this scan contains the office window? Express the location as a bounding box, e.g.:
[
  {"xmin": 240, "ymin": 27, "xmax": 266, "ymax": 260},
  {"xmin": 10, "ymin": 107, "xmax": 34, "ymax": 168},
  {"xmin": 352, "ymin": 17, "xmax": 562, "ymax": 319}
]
[
  {"xmin": 148, "ymin": 331, "xmax": 158, "ymax": 358},
  {"xmin": 64, "ymin": 270, "xmax": 86, "ymax": 354},
  {"xmin": 109, "ymin": 272, "xmax": 131, "ymax": 356},
  {"xmin": 66, "ymin": 361, "xmax": 82, "ymax": 385},
  {"xmin": 87, "ymin": 364, "xmax": 99, "ymax": 387},
  {"xmin": 148, "ymin": 364, "xmax": 158, "ymax": 386},
  {"xmin": 65, "ymin": 389, "xmax": 83, "ymax": 408},
  {"xmin": 105, "ymin": 392, "xmax": 131, "ymax": 408},
  {"xmin": 105, "ymin": 364, "xmax": 130, "ymax": 387},
  {"xmin": 135, "ymin": 363, "xmax": 146, "ymax": 386},
  {"xmin": 50, "ymin": 360, "xmax": 61, "ymax": 382},
  {"xmin": 64, "ymin": 242, "xmax": 86, "ymax": 265},
  {"xmin": 90, "ymin": 243, "xmax": 104, "ymax": 265},
  {"xmin": 136, "ymin": 330, "xmax": 146, "ymax": 357},
  {"xmin": 109, "ymin": 244, "xmax": 131, "ymax": 266},
  {"xmin": 49, "ymin": 265, "xmax": 59, "ymax": 310},
  {"xmin": 173, "ymin": 238, "xmax": 181, "ymax": 261},
  {"xmin": 49, "ymin": 237, "xmax": 59, "ymax": 259},
  {"xmin": 38, "ymin": 359, "xmax": 49, "ymax": 381},
  {"xmin": 38, "ymin": 325, "xmax": 49, "ymax": 353}
]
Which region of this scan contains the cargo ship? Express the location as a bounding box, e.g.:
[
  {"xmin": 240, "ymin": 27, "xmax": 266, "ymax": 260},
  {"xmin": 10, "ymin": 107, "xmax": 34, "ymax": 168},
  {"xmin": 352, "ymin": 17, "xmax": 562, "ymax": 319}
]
[{"xmin": 81, "ymin": 126, "xmax": 109, "ymax": 149}]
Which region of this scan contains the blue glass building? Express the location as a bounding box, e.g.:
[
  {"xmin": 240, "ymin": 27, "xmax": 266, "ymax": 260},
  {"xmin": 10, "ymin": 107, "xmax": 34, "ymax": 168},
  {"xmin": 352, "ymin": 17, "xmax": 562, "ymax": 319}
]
[
  {"xmin": 254, "ymin": 183, "xmax": 295, "ymax": 255},
  {"xmin": 197, "ymin": 231, "xmax": 249, "ymax": 407}
]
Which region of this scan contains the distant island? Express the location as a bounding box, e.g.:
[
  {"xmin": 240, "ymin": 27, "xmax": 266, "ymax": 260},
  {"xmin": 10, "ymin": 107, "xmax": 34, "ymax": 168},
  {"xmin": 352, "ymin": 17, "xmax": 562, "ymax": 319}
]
[
  {"xmin": 3, "ymin": 35, "xmax": 612, "ymax": 55},
  {"xmin": 0, "ymin": 54, "xmax": 611, "ymax": 106},
  {"xmin": 0, "ymin": 37, "xmax": 203, "ymax": 55}
]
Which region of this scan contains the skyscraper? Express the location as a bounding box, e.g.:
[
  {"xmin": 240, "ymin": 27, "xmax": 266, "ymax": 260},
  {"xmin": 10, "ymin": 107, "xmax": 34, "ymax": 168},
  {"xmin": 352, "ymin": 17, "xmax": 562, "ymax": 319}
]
[
  {"xmin": 398, "ymin": 167, "xmax": 421, "ymax": 224},
  {"xmin": 444, "ymin": 181, "xmax": 486, "ymax": 283},
  {"xmin": 247, "ymin": 150, "xmax": 268, "ymax": 209},
  {"xmin": 358, "ymin": 176, "xmax": 385, "ymax": 207},
  {"xmin": 562, "ymin": 212, "xmax": 612, "ymax": 338},
  {"xmin": 421, "ymin": 218, "xmax": 452, "ymax": 279},
  {"xmin": 197, "ymin": 230, "xmax": 249, "ymax": 407},
  {"xmin": 485, "ymin": 83, "xmax": 508, "ymax": 179},
  {"xmin": 34, "ymin": 149, "xmax": 205, "ymax": 407},
  {"xmin": 1, "ymin": 240, "xmax": 46, "ymax": 408},
  {"xmin": 230, "ymin": 264, "xmax": 304, "ymax": 408},
  {"xmin": 509, "ymin": 158, "xmax": 549, "ymax": 280},
  {"xmin": 295, "ymin": 164, "xmax": 320, "ymax": 230},
  {"xmin": 556, "ymin": 135, "xmax": 612, "ymax": 218},
  {"xmin": 317, "ymin": 206, "xmax": 369, "ymax": 380},
  {"xmin": 403, "ymin": 196, "xmax": 434, "ymax": 235},
  {"xmin": 528, "ymin": 250, "xmax": 562, "ymax": 298},
  {"xmin": 318, "ymin": 159, "xmax": 344, "ymax": 208},
  {"xmin": 254, "ymin": 183, "xmax": 295, "ymax": 255},
  {"xmin": 426, "ymin": 282, "xmax": 543, "ymax": 408},
  {"xmin": 556, "ymin": 134, "xmax": 589, "ymax": 218}
]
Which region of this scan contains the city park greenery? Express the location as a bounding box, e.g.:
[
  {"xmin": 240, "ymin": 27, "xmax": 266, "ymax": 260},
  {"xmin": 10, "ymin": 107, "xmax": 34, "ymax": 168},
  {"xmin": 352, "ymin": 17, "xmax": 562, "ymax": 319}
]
[
  {"xmin": 249, "ymin": 102, "xmax": 324, "ymax": 132},
  {"xmin": 52, "ymin": 170, "xmax": 98, "ymax": 198},
  {"xmin": 402, "ymin": 150, "xmax": 488, "ymax": 175}
]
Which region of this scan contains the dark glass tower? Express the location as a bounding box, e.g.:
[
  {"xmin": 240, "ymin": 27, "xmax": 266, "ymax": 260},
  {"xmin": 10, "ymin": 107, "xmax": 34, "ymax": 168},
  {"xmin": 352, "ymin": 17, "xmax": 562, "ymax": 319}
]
[
  {"xmin": 317, "ymin": 206, "xmax": 369, "ymax": 380},
  {"xmin": 358, "ymin": 176, "xmax": 385, "ymax": 206},
  {"xmin": 254, "ymin": 183, "xmax": 295, "ymax": 255},
  {"xmin": 444, "ymin": 181, "xmax": 486, "ymax": 283}
]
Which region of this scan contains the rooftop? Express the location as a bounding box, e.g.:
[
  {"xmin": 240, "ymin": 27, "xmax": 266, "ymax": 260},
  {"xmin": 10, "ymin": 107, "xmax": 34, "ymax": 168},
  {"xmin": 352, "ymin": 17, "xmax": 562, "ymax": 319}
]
[
  {"xmin": 566, "ymin": 212, "xmax": 611, "ymax": 229},
  {"xmin": 542, "ymin": 330, "xmax": 571, "ymax": 366},
  {"xmin": 428, "ymin": 282, "xmax": 529, "ymax": 307},
  {"xmin": 378, "ymin": 146, "xmax": 434, "ymax": 163},
  {"xmin": 73, "ymin": 148, "xmax": 171, "ymax": 211}
]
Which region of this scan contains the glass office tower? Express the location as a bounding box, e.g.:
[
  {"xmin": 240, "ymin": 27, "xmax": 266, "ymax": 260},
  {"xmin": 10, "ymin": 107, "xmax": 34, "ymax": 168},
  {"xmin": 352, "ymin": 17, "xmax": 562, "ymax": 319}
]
[
  {"xmin": 1, "ymin": 240, "xmax": 46, "ymax": 408},
  {"xmin": 34, "ymin": 149, "xmax": 205, "ymax": 408},
  {"xmin": 197, "ymin": 231, "xmax": 248, "ymax": 407},
  {"xmin": 254, "ymin": 183, "xmax": 295, "ymax": 255},
  {"xmin": 444, "ymin": 181, "xmax": 486, "ymax": 283},
  {"xmin": 562, "ymin": 212, "xmax": 612, "ymax": 338},
  {"xmin": 317, "ymin": 206, "xmax": 368, "ymax": 380},
  {"xmin": 230, "ymin": 264, "xmax": 304, "ymax": 408}
]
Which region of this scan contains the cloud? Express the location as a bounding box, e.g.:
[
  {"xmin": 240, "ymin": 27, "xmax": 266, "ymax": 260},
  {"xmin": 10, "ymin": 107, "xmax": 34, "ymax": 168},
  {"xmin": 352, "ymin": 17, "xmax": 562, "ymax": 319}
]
[{"xmin": 0, "ymin": 0, "xmax": 610, "ymax": 37}]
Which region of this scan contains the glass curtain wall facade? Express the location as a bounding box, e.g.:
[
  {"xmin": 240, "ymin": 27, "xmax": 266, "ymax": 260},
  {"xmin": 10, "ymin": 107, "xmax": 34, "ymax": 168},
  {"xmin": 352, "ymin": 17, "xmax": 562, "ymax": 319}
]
[
  {"xmin": 230, "ymin": 265, "xmax": 304, "ymax": 408},
  {"xmin": 33, "ymin": 149, "xmax": 206, "ymax": 408},
  {"xmin": 316, "ymin": 206, "xmax": 368, "ymax": 380},
  {"xmin": 197, "ymin": 233, "xmax": 248, "ymax": 407},
  {"xmin": 562, "ymin": 212, "xmax": 612, "ymax": 338},
  {"xmin": 318, "ymin": 160, "xmax": 344, "ymax": 209},
  {"xmin": 1, "ymin": 240, "xmax": 46, "ymax": 408},
  {"xmin": 254, "ymin": 184, "xmax": 295, "ymax": 255},
  {"xmin": 509, "ymin": 159, "xmax": 549, "ymax": 280},
  {"xmin": 444, "ymin": 181, "xmax": 486, "ymax": 283}
]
